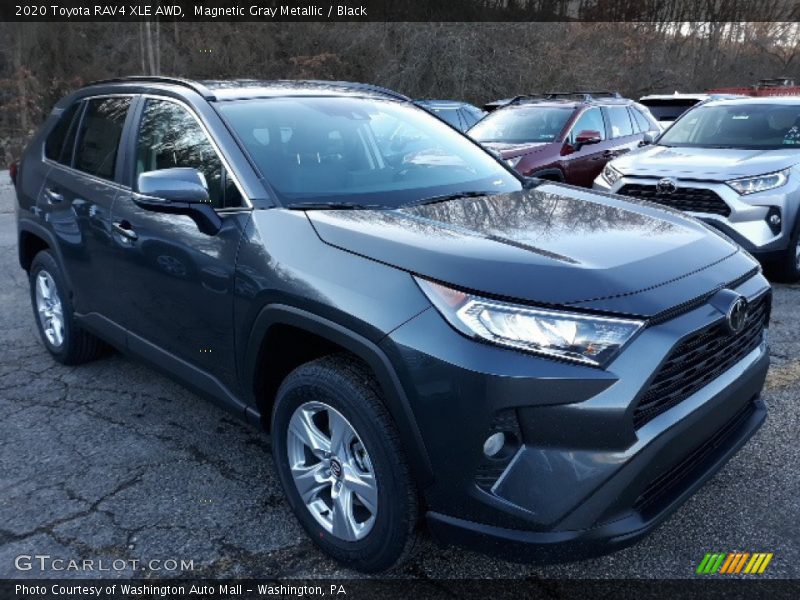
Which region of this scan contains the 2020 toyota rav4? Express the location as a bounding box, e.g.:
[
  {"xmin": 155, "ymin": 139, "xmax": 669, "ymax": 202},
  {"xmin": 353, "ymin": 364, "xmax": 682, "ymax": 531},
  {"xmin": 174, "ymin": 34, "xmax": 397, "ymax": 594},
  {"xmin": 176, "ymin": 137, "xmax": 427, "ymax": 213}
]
[
  {"xmin": 595, "ymin": 97, "xmax": 800, "ymax": 281},
  {"xmin": 14, "ymin": 78, "xmax": 770, "ymax": 572},
  {"xmin": 467, "ymin": 92, "xmax": 661, "ymax": 187}
]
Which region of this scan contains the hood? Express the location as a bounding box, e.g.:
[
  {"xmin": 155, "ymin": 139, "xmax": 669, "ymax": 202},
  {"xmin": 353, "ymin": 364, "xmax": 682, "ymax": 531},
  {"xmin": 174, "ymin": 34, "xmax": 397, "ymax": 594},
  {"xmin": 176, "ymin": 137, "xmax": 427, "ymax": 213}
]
[
  {"xmin": 306, "ymin": 184, "xmax": 757, "ymax": 318},
  {"xmin": 480, "ymin": 141, "xmax": 551, "ymax": 159},
  {"xmin": 614, "ymin": 144, "xmax": 800, "ymax": 180}
]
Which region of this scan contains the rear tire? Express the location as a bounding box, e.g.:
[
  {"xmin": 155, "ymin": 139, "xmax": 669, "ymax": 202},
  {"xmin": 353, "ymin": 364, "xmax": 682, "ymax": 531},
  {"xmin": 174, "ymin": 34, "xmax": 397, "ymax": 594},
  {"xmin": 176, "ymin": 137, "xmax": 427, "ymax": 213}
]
[
  {"xmin": 29, "ymin": 250, "xmax": 108, "ymax": 365},
  {"xmin": 271, "ymin": 354, "xmax": 419, "ymax": 572}
]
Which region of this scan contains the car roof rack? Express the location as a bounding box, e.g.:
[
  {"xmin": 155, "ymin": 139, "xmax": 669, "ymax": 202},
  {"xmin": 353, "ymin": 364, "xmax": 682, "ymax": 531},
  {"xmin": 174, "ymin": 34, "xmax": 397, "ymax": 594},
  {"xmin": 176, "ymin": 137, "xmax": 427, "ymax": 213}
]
[
  {"xmin": 507, "ymin": 94, "xmax": 550, "ymax": 105},
  {"xmin": 86, "ymin": 77, "xmax": 411, "ymax": 103},
  {"xmin": 305, "ymin": 80, "xmax": 411, "ymax": 101},
  {"xmin": 544, "ymin": 91, "xmax": 623, "ymax": 100},
  {"xmin": 85, "ymin": 76, "xmax": 216, "ymax": 99}
]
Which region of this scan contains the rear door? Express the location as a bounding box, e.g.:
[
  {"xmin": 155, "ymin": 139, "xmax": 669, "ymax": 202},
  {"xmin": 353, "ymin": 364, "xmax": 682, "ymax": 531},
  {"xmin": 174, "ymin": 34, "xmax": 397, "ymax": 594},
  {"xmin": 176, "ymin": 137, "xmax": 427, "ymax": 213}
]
[
  {"xmin": 109, "ymin": 96, "xmax": 250, "ymax": 391},
  {"xmin": 40, "ymin": 95, "xmax": 134, "ymax": 324},
  {"xmin": 560, "ymin": 107, "xmax": 611, "ymax": 186}
]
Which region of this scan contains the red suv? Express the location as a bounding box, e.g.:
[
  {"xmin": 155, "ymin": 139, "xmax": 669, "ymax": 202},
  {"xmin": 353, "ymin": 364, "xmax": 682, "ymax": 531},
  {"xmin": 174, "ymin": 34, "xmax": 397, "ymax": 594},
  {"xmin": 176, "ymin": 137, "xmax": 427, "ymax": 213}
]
[{"xmin": 468, "ymin": 92, "xmax": 660, "ymax": 187}]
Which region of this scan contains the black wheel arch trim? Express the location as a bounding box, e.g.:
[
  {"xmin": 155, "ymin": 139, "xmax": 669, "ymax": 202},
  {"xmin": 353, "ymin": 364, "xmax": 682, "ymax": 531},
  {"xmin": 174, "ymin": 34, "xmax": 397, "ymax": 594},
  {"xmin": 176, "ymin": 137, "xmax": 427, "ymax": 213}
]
[
  {"xmin": 18, "ymin": 219, "xmax": 75, "ymax": 292},
  {"xmin": 243, "ymin": 304, "xmax": 435, "ymax": 487}
]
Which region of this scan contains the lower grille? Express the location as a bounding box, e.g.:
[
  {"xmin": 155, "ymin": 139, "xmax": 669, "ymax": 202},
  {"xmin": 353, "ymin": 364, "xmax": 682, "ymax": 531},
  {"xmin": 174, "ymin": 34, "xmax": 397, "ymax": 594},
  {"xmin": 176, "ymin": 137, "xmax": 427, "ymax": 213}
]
[
  {"xmin": 634, "ymin": 400, "xmax": 756, "ymax": 515},
  {"xmin": 633, "ymin": 293, "xmax": 769, "ymax": 428},
  {"xmin": 619, "ymin": 183, "xmax": 731, "ymax": 217}
]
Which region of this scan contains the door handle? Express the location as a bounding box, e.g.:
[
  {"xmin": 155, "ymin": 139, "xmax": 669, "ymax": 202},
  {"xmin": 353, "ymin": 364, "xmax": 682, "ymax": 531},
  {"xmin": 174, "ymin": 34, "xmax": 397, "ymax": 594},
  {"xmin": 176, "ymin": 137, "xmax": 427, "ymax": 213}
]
[
  {"xmin": 112, "ymin": 220, "xmax": 138, "ymax": 241},
  {"xmin": 44, "ymin": 187, "xmax": 64, "ymax": 204}
]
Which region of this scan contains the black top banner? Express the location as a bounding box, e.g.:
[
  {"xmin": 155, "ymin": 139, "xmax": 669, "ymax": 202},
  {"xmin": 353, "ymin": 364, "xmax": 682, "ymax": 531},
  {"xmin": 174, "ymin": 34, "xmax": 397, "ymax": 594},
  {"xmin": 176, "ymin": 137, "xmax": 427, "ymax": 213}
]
[{"xmin": 4, "ymin": 0, "xmax": 800, "ymax": 22}]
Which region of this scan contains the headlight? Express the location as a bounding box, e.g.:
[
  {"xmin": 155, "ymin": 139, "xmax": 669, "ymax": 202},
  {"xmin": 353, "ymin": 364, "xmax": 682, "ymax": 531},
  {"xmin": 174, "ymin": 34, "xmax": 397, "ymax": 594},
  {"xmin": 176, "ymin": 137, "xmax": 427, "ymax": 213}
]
[
  {"xmin": 726, "ymin": 170, "xmax": 788, "ymax": 195},
  {"xmin": 416, "ymin": 278, "xmax": 644, "ymax": 367},
  {"xmin": 505, "ymin": 156, "xmax": 522, "ymax": 168},
  {"xmin": 602, "ymin": 162, "xmax": 622, "ymax": 185}
]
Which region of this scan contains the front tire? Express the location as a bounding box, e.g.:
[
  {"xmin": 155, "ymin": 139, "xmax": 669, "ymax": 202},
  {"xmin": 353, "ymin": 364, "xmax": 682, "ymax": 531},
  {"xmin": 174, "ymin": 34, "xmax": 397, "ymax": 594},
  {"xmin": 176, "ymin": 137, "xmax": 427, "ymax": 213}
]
[
  {"xmin": 767, "ymin": 223, "xmax": 800, "ymax": 283},
  {"xmin": 29, "ymin": 250, "xmax": 108, "ymax": 365},
  {"xmin": 271, "ymin": 354, "xmax": 419, "ymax": 572}
]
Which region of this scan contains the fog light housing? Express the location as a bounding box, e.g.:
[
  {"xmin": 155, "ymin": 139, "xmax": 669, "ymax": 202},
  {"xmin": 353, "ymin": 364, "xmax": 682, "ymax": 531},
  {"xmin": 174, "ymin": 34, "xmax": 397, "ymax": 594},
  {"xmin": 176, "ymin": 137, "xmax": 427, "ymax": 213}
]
[
  {"xmin": 483, "ymin": 432, "xmax": 506, "ymax": 458},
  {"xmin": 766, "ymin": 207, "xmax": 782, "ymax": 235},
  {"xmin": 475, "ymin": 410, "xmax": 522, "ymax": 491}
]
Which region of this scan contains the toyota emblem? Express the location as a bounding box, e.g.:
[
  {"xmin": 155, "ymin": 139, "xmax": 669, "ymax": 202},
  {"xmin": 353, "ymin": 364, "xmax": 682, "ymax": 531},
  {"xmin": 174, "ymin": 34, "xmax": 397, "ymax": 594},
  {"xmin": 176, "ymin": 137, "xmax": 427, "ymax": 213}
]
[
  {"xmin": 726, "ymin": 296, "xmax": 749, "ymax": 335},
  {"xmin": 656, "ymin": 178, "xmax": 678, "ymax": 194}
]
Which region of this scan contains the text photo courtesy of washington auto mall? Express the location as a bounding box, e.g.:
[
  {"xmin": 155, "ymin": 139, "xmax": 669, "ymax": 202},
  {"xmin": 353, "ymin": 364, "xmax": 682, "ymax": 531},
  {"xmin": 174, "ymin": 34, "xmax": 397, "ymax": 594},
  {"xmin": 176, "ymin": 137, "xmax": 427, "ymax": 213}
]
[{"xmin": 1, "ymin": 1, "xmax": 800, "ymax": 598}]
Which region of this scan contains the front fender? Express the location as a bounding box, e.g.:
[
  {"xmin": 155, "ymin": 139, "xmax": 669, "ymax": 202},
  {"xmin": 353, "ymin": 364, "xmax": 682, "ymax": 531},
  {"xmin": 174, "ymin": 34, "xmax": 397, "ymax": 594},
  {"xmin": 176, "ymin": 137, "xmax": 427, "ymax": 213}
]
[{"xmin": 242, "ymin": 304, "xmax": 435, "ymax": 487}]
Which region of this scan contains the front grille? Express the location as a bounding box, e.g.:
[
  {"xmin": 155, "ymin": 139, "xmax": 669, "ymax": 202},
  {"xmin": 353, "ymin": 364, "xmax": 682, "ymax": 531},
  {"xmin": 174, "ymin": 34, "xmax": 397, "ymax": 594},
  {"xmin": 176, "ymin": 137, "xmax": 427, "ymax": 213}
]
[
  {"xmin": 619, "ymin": 184, "xmax": 731, "ymax": 217},
  {"xmin": 633, "ymin": 294, "xmax": 769, "ymax": 428},
  {"xmin": 634, "ymin": 400, "xmax": 756, "ymax": 515}
]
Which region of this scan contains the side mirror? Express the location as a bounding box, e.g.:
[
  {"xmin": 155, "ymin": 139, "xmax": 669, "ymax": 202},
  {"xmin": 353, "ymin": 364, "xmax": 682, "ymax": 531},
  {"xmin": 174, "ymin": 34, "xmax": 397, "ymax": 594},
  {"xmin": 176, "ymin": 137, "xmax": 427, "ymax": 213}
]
[
  {"xmin": 134, "ymin": 168, "xmax": 221, "ymax": 235},
  {"xmin": 639, "ymin": 132, "xmax": 657, "ymax": 146},
  {"xmin": 137, "ymin": 167, "xmax": 210, "ymax": 204},
  {"xmin": 574, "ymin": 130, "xmax": 602, "ymax": 149}
]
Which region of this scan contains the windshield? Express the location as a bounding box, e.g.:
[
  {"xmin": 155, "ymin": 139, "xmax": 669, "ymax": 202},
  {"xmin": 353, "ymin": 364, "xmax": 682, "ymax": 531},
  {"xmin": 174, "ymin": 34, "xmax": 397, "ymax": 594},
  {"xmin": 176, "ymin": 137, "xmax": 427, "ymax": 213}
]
[
  {"xmin": 468, "ymin": 106, "xmax": 573, "ymax": 143},
  {"xmin": 216, "ymin": 97, "xmax": 520, "ymax": 208},
  {"xmin": 639, "ymin": 99, "xmax": 700, "ymax": 122},
  {"xmin": 659, "ymin": 103, "xmax": 800, "ymax": 149}
]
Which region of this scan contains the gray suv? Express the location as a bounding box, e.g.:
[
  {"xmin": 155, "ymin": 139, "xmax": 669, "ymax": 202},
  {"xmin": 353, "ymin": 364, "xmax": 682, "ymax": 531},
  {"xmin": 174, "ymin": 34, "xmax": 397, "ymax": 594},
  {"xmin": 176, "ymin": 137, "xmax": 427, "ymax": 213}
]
[
  {"xmin": 13, "ymin": 77, "xmax": 770, "ymax": 571},
  {"xmin": 595, "ymin": 97, "xmax": 800, "ymax": 281}
]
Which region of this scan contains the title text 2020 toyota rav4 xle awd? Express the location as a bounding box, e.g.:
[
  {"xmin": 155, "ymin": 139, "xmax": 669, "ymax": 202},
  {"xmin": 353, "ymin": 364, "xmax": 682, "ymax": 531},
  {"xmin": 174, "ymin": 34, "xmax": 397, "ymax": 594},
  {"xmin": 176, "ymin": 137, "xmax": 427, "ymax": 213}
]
[
  {"xmin": 595, "ymin": 97, "xmax": 800, "ymax": 281},
  {"xmin": 14, "ymin": 78, "xmax": 770, "ymax": 572}
]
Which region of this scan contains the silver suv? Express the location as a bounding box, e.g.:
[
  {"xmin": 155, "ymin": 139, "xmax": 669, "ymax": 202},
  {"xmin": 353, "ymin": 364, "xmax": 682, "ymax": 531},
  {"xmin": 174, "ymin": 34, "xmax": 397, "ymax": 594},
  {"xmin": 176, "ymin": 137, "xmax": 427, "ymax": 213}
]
[{"xmin": 594, "ymin": 97, "xmax": 800, "ymax": 281}]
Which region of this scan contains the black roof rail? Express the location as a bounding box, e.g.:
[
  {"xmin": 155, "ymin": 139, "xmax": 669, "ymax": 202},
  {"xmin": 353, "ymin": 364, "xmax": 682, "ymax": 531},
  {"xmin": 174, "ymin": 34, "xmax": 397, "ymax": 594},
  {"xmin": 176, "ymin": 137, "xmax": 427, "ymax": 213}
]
[
  {"xmin": 544, "ymin": 91, "xmax": 623, "ymax": 100},
  {"xmin": 84, "ymin": 76, "xmax": 216, "ymax": 99},
  {"xmin": 306, "ymin": 80, "xmax": 411, "ymax": 101},
  {"xmin": 507, "ymin": 94, "xmax": 549, "ymax": 105}
]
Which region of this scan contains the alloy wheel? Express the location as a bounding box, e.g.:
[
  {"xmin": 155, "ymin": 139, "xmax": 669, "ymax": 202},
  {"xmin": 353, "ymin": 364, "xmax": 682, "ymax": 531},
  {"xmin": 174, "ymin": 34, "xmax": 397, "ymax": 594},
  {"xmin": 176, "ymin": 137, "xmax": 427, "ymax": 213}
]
[
  {"xmin": 287, "ymin": 401, "xmax": 378, "ymax": 541},
  {"xmin": 35, "ymin": 270, "xmax": 65, "ymax": 348}
]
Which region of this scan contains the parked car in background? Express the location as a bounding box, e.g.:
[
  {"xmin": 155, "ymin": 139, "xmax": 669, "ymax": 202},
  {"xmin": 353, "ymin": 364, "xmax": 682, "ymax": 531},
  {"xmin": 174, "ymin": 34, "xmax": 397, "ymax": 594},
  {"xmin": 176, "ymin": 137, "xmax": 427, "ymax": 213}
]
[
  {"xmin": 639, "ymin": 93, "xmax": 746, "ymax": 129},
  {"xmin": 595, "ymin": 96, "xmax": 800, "ymax": 281},
  {"xmin": 468, "ymin": 92, "xmax": 660, "ymax": 187},
  {"xmin": 414, "ymin": 99, "xmax": 486, "ymax": 132}
]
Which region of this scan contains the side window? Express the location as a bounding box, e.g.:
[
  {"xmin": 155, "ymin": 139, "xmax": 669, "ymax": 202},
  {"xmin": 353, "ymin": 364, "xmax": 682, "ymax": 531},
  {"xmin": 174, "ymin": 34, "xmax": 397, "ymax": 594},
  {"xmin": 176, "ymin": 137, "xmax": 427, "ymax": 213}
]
[
  {"xmin": 630, "ymin": 108, "xmax": 653, "ymax": 133},
  {"xmin": 45, "ymin": 102, "xmax": 81, "ymax": 164},
  {"xmin": 135, "ymin": 99, "xmax": 242, "ymax": 209},
  {"xmin": 569, "ymin": 107, "xmax": 606, "ymax": 143},
  {"xmin": 74, "ymin": 97, "xmax": 131, "ymax": 180},
  {"xmin": 606, "ymin": 106, "xmax": 634, "ymax": 138}
]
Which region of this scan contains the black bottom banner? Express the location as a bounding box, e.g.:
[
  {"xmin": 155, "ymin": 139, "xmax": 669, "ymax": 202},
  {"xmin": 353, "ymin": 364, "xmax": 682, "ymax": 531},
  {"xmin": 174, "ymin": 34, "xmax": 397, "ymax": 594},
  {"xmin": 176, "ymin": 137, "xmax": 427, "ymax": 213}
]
[{"xmin": 2, "ymin": 579, "xmax": 800, "ymax": 600}]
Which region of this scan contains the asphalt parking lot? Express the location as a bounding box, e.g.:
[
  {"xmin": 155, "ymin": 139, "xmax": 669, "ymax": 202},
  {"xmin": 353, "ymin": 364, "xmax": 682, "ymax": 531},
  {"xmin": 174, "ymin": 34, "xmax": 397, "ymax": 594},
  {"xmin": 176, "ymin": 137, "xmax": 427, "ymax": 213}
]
[{"xmin": 0, "ymin": 170, "xmax": 798, "ymax": 580}]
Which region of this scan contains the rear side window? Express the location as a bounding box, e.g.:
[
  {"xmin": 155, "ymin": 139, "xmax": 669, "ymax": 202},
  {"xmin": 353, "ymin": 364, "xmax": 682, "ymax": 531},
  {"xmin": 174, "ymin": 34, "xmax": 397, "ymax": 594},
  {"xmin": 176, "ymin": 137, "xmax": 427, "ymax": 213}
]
[
  {"xmin": 45, "ymin": 102, "xmax": 81, "ymax": 164},
  {"xmin": 74, "ymin": 97, "xmax": 131, "ymax": 180},
  {"xmin": 606, "ymin": 106, "xmax": 634, "ymax": 138}
]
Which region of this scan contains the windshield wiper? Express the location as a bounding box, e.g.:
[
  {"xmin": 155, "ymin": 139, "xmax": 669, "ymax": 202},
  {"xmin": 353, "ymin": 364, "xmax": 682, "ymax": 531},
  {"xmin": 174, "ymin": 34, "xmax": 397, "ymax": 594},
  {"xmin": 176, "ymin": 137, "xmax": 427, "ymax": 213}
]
[
  {"xmin": 285, "ymin": 201, "xmax": 387, "ymax": 211},
  {"xmin": 402, "ymin": 191, "xmax": 492, "ymax": 208}
]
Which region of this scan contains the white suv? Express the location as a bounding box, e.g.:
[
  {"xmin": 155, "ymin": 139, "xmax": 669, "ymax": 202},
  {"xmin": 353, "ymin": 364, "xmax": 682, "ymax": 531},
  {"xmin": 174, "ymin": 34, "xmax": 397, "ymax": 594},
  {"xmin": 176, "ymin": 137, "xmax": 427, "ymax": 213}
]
[{"xmin": 595, "ymin": 96, "xmax": 800, "ymax": 281}]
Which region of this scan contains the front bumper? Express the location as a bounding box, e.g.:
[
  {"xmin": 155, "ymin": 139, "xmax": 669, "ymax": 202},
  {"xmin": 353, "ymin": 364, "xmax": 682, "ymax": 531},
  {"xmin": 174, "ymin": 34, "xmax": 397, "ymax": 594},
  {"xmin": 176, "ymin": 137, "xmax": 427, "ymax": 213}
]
[
  {"xmin": 593, "ymin": 173, "xmax": 800, "ymax": 258},
  {"xmin": 380, "ymin": 273, "xmax": 770, "ymax": 560}
]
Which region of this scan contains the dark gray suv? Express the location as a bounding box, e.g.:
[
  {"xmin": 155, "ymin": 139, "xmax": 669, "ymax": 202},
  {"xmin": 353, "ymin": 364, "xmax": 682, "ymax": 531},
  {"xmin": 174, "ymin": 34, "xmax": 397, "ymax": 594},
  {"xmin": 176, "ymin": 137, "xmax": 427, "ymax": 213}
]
[{"xmin": 13, "ymin": 77, "xmax": 770, "ymax": 572}]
